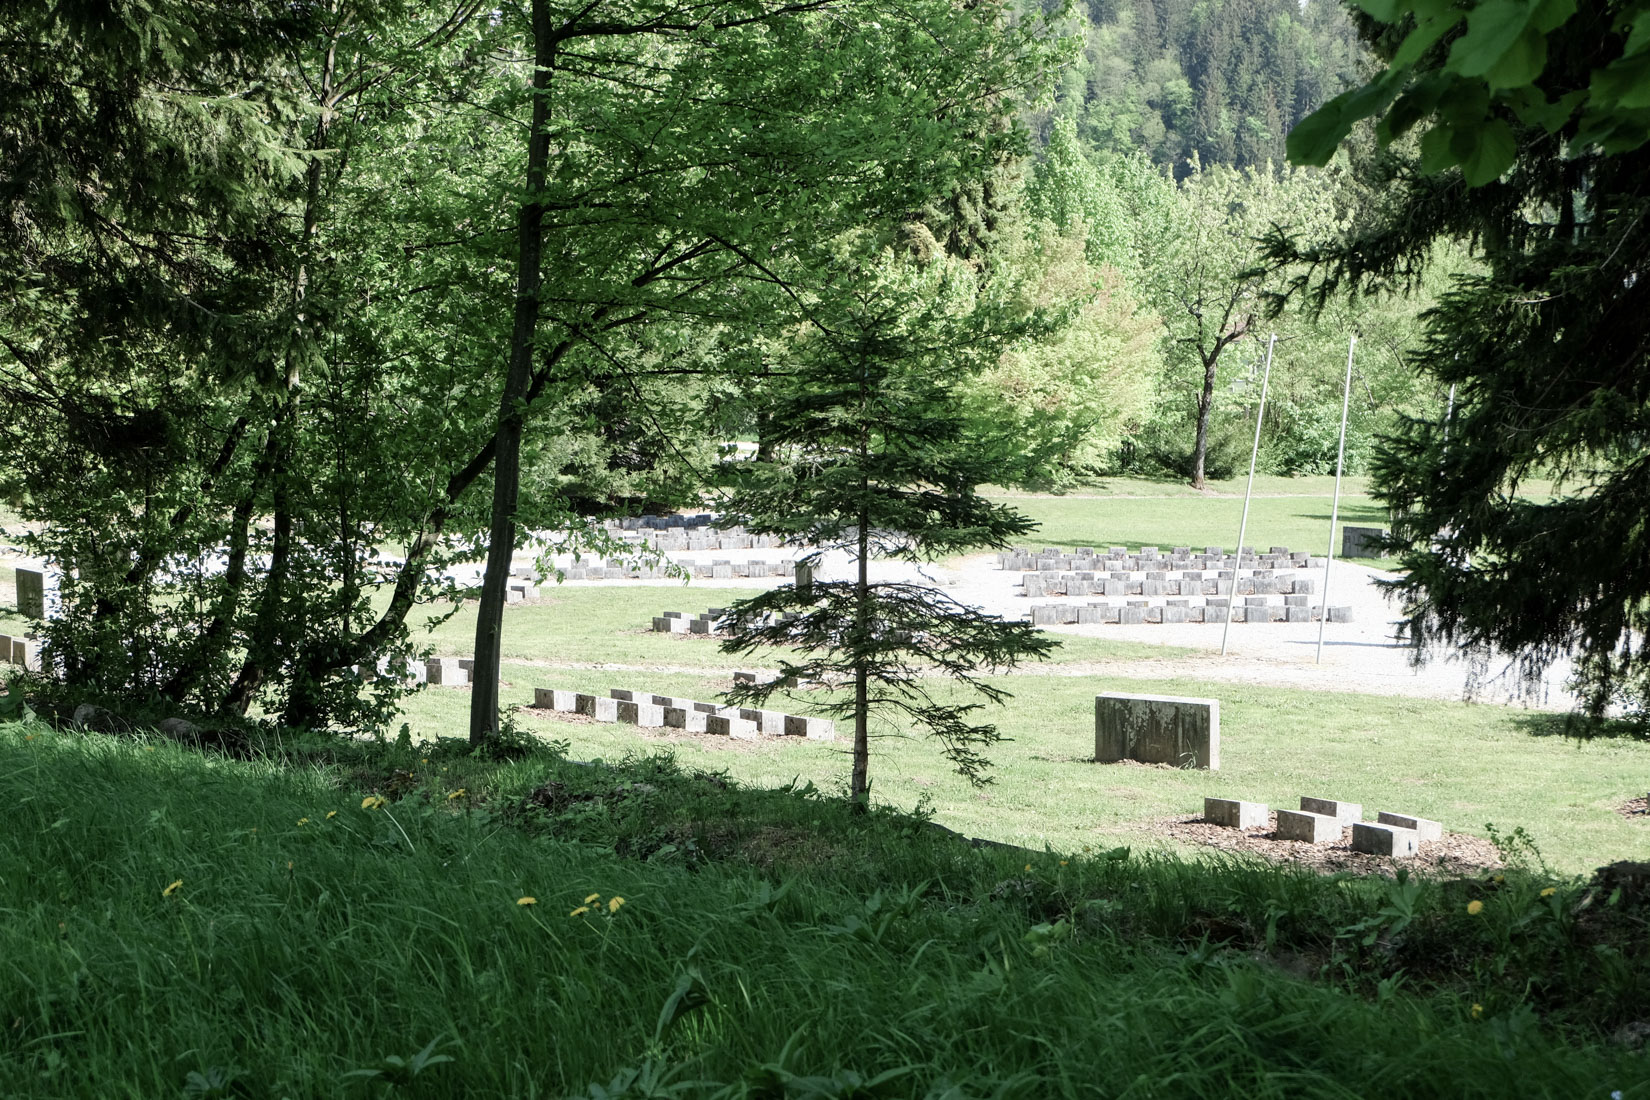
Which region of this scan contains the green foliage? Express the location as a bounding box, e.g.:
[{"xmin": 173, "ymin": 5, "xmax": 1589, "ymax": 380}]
[
  {"xmin": 1034, "ymin": 0, "xmax": 1369, "ymax": 174},
  {"xmin": 719, "ymin": 244, "xmax": 1058, "ymax": 800},
  {"xmin": 1275, "ymin": 1, "xmax": 1650, "ymax": 727},
  {"xmin": 1290, "ymin": 0, "xmax": 1650, "ymax": 175}
]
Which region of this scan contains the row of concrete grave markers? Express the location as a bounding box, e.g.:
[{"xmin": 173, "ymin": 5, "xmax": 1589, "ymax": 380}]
[
  {"xmin": 1204, "ymin": 795, "xmax": 1444, "ymax": 857},
  {"xmin": 651, "ymin": 608, "xmax": 803, "ymax": 635},
  {"xmin": 513, "ymin": 557, "xmax": 798, "ymax": 582},
  {"xmin": 530, "ymin": 686, "xmax": 834, "ymax": 741}
]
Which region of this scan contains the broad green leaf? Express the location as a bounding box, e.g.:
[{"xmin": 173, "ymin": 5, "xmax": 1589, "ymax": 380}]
[
  {"xmin": 1484, "ymin": 26, "xmax": 1548, "ymax": 89},
  {"xmin": 1447, "ymin": 0, "xmax": 1534, "ymax": 78},
  {"xmin": 1459, "ymin": 118, "xmax": 1517, "ymax": 184},
  {"xmin": 1392, "ymin": 10, "xmax": 1465, "ymax": 68},
  {"xmin": 1355, "ymin": 0, "xmax": 1407, "ymax": 21},
  {"xmin": 1286, "ymin": 70, "xmax": 1406, "ymax": 166},
  {"xmin": 1593, "ymin": 52, "xmax": 1650, "ymax": 109},
  {"xmin": 1419, "ymin": 121, "xmax": 1459, "ymax": 172},
  {"xmin": 1503, "ymin": 86, "xmax": 1585, "ymax": 132},
  {"xmin": 1381, "ymin": 75, "xmax": 1451, "ymax": 141},
  {"xmin": 1530, "ymin": 0, "xmax": 1578, "ymax": 33}
]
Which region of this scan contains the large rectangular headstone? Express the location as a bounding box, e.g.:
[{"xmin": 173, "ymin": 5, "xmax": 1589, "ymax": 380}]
[
  {"xmin": 1341, "ymin": 526, "xmax": 1388, "ymax": 559},
  {"xmin": 15, "ymin": 568, "xmax": 46, "ymax": 620},
  {"xmin": 1095, "ymin": 693, "xmax": 1219, "ymax": 769}
]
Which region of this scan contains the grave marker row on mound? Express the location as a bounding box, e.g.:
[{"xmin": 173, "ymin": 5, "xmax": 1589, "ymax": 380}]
[
  {"xmin": 532, "ymin": 685, "xmax": 833, "ymax": 740},
  {"xmin": 1023, "ymin": 572, "xmax": 1315, "ymax": 598},
  {"xmin": 0, "ymin": 634, "xmax": 41, "ymax": 671},
  {"xmin": 1031, "ymin": 602, "xmax": 1351, "ymax": 625},
  {"xmin": 999, "ymin": 546, "xmax": 1323, "ymax": 575},
  {"xmin": 1202, "ymin": 794, "xmax": 1444, "ymax": 858}
]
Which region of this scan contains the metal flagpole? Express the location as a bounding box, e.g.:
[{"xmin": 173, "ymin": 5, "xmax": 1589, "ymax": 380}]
[
  {"xmin": 1222, "ymin": 333, "xmax": 1276, "ymax": 656},
  {"xmin": 1317, "ymin": 334, "xmax": 1357, "ymax": 664}
]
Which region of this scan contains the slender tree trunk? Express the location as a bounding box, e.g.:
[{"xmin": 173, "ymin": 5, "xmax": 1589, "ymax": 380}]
[
  {"xmin": 1190, "ymin": 350, "xmax": 1218, "ymax": 490},
  {"xmin": 223, "ymin": 26, "xmax": 340, "ymax": 717},
  {"xmin": 470, "ymin": 0, "xmax": 553, "ymax": 746},
  {"xmin": 850, "ymin": 369, "xmax": 871, "ymax": 808}
]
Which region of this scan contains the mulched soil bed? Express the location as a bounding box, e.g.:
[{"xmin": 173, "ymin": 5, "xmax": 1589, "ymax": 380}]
[{"xmin": 1146, "ymin": 811, "xmax": 1504, "ymax": 876}]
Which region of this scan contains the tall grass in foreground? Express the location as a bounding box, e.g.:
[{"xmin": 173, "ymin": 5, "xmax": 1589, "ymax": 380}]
[{"xmin": 2, "ymin": 721, "xmax": 1644, "ymax": 1099}]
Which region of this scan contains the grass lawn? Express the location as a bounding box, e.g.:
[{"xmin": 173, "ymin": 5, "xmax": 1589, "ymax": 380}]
[
  {"xmin": 3, "ymin": 720, "xmax": 1645, "ymax": 1098},
  {"xmin": 397, "ymin": 668, "xmax": 1648, "ymax": 877},
  {"xmin": 983, "ymin": 481, "xmax": 1397, "ymax": 567}
]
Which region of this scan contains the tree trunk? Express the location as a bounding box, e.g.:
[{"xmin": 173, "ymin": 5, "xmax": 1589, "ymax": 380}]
[
  {"xmin": 1190, "ymin": 351, "xmax": 1219, "ymax": 490},
  {"xmin": 470, "ymin": 0, "xmax": 553, "ymax": 746},
  {"xmin": 850, "ymin": 369, "xmax": 871, "ymax": 809}
]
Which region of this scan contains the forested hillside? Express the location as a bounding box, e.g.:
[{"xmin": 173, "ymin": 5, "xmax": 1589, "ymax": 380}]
[{"xmin": 1033, "ymin": 0, "xmax": 1368, "ymax": 173}]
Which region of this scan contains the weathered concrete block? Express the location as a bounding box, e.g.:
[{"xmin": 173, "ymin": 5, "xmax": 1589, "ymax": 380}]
[
  {"xmin": 711, "ymin": 565, "xmax": 733, "ymax": 579},
  {"xmin": 1342, "ymin": 526, "xmax": 1388, "ymax": 559},
  {"xmin": 505, "ymin": 586, "xmax": 523, "ymax": 603},
  {"xmin": 783, "ymin": 714, "xmax": 834, "ymax": 739},
  {"xmin": 663, "ymin": 706, "xmax": 709, "ymax": 732},
  {"xmin": 1187, "ymin": 606, "xmax": 1205, "ymax": 623},
  {"xmin": 575, "ymin": 694, "xmax": 620, "ymax": 721},
  {"xmin": 1161, "ymin": 605, "xmax": 1188, "ymax": 624},
  {"xmin": 1276, "ymin": 809, "xmax": 1342, "ymax": 843},
  {"xmin": 1097, "ymin": 693, "xmax": 1220, "ymax": 769},
  {"xmin": 1023, "ymin": 575, "xmax": 1045, "ymax": 597},
  {"xmin": 15, "ymin": 569, "xmax": 46, "ymax": 620},
  {"xmin": 1377, "ymin": 811, "xmax": 1443, "ymax": 843},
  {"xmin": 617, "ymin": 700, "xmax": 666, "ymax": 727},
  {"xmin": 1284, "ymin": 593, "xmax": 1309, "ymax": 607},
  {"xmin": 1030, "ymin": 605, "xmax": 1060, "ymax": 626},
  {"xmin": 706, "ymin": 713, "xmax": 759, "ymax": 739},
  {"xmin": 1204, "ymin": 797, "xmax": 1266, "ymax": 828},
  {"xmin": 545, "ymin": 688, "xmax": 580, "ymax": 711},
  {"xmin": 1327, "ymin": 606, "xmax": 1354, "ymax": 623},
  {"xmin": 689, "ymin": 617, "xmax": 715, "ymax": 634},
  {"xmin": 1265, "ymin": 605, "xmax": 1287, "ymax": 622},
  {"xmin": 1076, "ymin": 606, "xmax": 1104, "ymax": 624},
  {"xmin": 1144, "ymin": 607, "xmax": 1162, "ymax": 623},
  {"xmin": 609, "ymin": 689, "xmax": 640, "ymax": 701},
  {"xmin": 0, "ymin": 634, "xmax": 10, "ymax": 664},
  {"xmin": 1286, "ymin": 606, "xmax": 1311, "ymax": 623},
  {"xmin": 1351, "ymin": 822, "xmax": 1419, "ymax": 857},
  {"xmin": 1117, "ymin": 605, "xmax": 1144, "ymax": 625},
  {"xmin": 1300, "ymin": 796, "xmax": 1361, "ymax": 825}
]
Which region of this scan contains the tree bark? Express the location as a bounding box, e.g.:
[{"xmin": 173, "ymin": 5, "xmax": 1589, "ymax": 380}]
[
  {"xmin": 1190, "ymin": 350, "xmax": 1218, "ymax": 491},
  {"xmin": 850, "ymin": 368, "xmax": 871, "ymax": 809},
  {"xmin": 470, "ymin": 0, "xmax": 554, "ymax": 746}
]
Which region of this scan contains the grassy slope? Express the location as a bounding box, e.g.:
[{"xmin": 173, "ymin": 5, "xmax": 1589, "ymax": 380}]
[{"xmin": 2, "ymin": 721, "xmax": 1643, "ymax": 1099}]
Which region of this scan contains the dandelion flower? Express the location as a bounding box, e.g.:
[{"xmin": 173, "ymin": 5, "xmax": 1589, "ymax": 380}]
[
  {"xmin": 1540, "ymin": 887, "xmax": 1557, "ymax": 898},
  {"xmin": 584, "ymin": 893, "xmax": 600, "ymax": 904},
  {"xmin": 361, "ymin": 795, "xmax": 386, "ymax": 810},
  {"xmin": 1471, "ymin": 1003, "xmax": 1483, "ymax": 1019},
  {"xmin": 1467, "ymin": 900, "xmax": 1484, "ymax": 915},
  {"xmin": 1024, "ymin": 864, "xmax": 1032, "ymax": 872},
  {"xmin": 608, "ymin": 896, "xmax": 625, "ymax": 913},
  {"xmin": 297, "ymin": 817, "xmax": 309, "ymax": 826},
  {"xmin": 325, "ymin": 811, "xmax": 337, "ymax": 820},
  {"xmin": 517, "ymin": 896, "xmax": 537, "ymax": 906},
  {"xmin": 447, "ymin": 789, "xmax": 467, "ymax": 801},
  {"xmin": 569, "ymin": 905, "xmax": 590, "ymax": 917},
  {"xmin": 162, "ymin": 880, "xmax": 183, "ymax": 898}
]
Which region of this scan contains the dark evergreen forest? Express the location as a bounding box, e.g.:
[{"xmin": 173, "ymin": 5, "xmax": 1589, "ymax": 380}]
[{"xmin": 1034, "ymin": 0, "xmax": 1367, "ymax": 172}]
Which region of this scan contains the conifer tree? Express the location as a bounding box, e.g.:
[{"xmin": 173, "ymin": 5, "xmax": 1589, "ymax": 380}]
[{"xmin": 719, "ymin": 243, "xmax": 1057, "ymax": 805}]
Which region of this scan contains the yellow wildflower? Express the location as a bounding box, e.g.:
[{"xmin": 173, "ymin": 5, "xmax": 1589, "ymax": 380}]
[
  {"xmin": 1540, "ymin": 887, "xmax": 1557, "ymax": 898},
  {"xmin": 1471, "ymin": 1003, "xmax": 1483, "ymax": 1019},
  {"xmin": 447, "ymin": 789, "xmax": 467, "ymax": 801},
  {"xmin": 1024, "ymin": 864, "xmax": 1032, "ymax": 872},
  {"xmin": 608, "ymin": 896, "xmax": 625, "ymax": 914},
  {"xmin": 1467, "ymin": 900, "xmax": 1484, "ymax": 915},
  {"xmin": 286, "ymin": 861, "xmax": 293, "ymax": 871},
  {"xmin": 162, "ymin": 880, "xmax": 183, "ymax": 898},
  {"xmin": 1059, "ymin": 860, "xmax": 1069, "ymax": 866},
  {"xmin": 297, "ymin": 817, "xmax": 309, "ymax": 826},
  {"xmin": 326, "ymin": 811, "xmax": 337, "ymax": 820},
  {"xmin": 361, "ymin": 795, "xmax": 386, "ymax": 810},
  {"xmin": 517, "ymin": 897, "xmax": 537, "ymax": 906},
  {"xmin": 569, "ymin": 905, "xmax": 590, "ymax": 917},
  {"xmin": 584, "ymin": 893, "xmax": 600, "ymax": 904},
  {"xmin": 1493, "ymin": 874, "xmax": 1505, "ymax": 884}
]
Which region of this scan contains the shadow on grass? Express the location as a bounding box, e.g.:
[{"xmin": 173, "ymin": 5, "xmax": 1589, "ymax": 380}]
[{"xmin": 1512, "ymin": 711, "xmax": 1649, "ymax": 741}]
